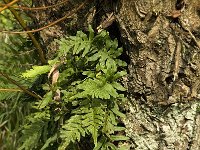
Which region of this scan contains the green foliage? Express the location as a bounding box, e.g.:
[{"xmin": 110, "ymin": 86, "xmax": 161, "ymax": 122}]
[
  {"xmin": 0, "ymin": 8, "xmax": 39, "ymax": 149},
  {"xmin": 22, "ymin": 65, "xmax": 51, "ymax": 78},
  {"xmin": 19, "ymin": 26, "xmax": 129, "ymax": 149},
  {"xmin": 18, "ymin": 111, "xmax": 50, "ymax": 150}
]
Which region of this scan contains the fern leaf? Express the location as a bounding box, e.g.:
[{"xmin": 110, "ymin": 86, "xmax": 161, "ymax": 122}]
[
  {"xmin": 87, "ymin": 52, "xmax": 101, "ymax": 62},
  {"xmin": 38, "ymin": 91, "xmax": 53, "ymax": 109},
  {"xmin": 111, "ymin": 82, "xmax": 126, "ymax": 91},
  {"xmin": 82, "ymin": 43, "xmax": 91, "ymax": 57},
  {"xmin": 59, "ymin": 115, "xmax": 85, "ymax": 149},
  {"xmin": 104, "ymin": 142, "xmax": 118, "ymax": 150},
  {"xmin": 113, "ymin": 71, "xmax": 127, "ymax": 80},
  {"xmin": 72, "ymin": 78, "xmax": 118, "ymax": 99},
  {"xmin": 115, "ymin": 59, "xmax": 127, "ymax": 67},
  {"xmin": 82, "ymin": 71, "xmax": 96, "ymax": 78},
  {"xmin": 110, "ymin": 135, "xmax": 129, "ymax": 141},
  {"xmin": 111, "ymin": 102, "xmax": 126, "ymax": 118},
  {"xmin": 82, "ymin": 107, "xmax": 105, "ymax": 147},
  {"xmin": 102, "ymin": 111, "xmax": 117, "ymax": 135},
  {"xmin": 57, "ymin": 38, "xmax": 72, "ymax": 57},
  {"xmin": 22, "ymin": 65, "xmax": 51, "ymax": 78},
  {"xmin": 41, "ymin": 134, "xmax": 58, "ymax": 150},
  {"xmin": 18, "ymin": 111, "xmax": 50, "ymax": 150},
  {"xmin": 105, "ymin": 59, "xmax": 117, "ymax": 73}
]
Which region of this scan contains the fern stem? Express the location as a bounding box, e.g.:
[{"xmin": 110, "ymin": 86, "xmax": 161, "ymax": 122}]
[
  {"xmin": 0, "ymin": 0, "xmax": 19, "ymax": 13},
  {"xmin": 0, "ymin": 0, "xmax": 69, "ymax": 11},
  {"xmin": 0, "ymin": 71, "xmax": 42, "ymax": 99},
  {"xmin": 3, "ymin": 0, "xmax": 46, "ymax": 65},
  {"xmin": 0, "ymin": 88, "xmax": 23, "ymax": 92},
  {"xmin": 1, "ymin": 0, "xmax": 88, "ymax": 34}
]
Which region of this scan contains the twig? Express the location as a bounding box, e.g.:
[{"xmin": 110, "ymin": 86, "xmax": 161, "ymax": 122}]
[
  {"xmin": 0, "ymin": 88, "xmax": 23, "ymax": 92},
  {"xmin": 0, "ymin": 71, "xmax": 42, "ymax": 99},
  {"xmin": 3, "ymin": 0, "xmax": 46, "ymax": 65},
  {"xmin": 0, "ymin": 0, "xmax": 87, "ymax": 34},
  {"xmin": 0, "ymin": 0, "xmax": 20, "ymax": 13},
  {"xmin": 0, "ymin": 0, "xmax": 69, "ymax": 11},
  {"xmin": 179, "ymin": 19, "xmax": 200, "ymax": 49}
]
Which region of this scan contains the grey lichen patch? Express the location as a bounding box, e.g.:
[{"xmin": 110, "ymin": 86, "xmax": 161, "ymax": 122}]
[{"xmin": 123, "ymin": 99, "xmax": 199, "ymax": 149}]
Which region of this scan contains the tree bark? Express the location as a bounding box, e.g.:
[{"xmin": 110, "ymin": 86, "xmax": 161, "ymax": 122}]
[{"xmin": 32, "ymin": 0, "xmax": 200, "ymax": 149}]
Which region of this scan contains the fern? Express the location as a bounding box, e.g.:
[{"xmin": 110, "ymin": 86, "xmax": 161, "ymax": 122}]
[
  {"xmin": 19, "ymin": 26, "xmax": 129, "ymax": 150},
  {"xmin": 0, "ymin": 10, "xmax": 40, "ymax": 149},
  {"xmin": 59, "ymin": 115, "xmax": 85, "ymax": 150},
  {"xmin": 18, "ymin": 111, "xmax": 50, "ymax": 150},
  {"xmin": 22, "ymin": 65, "xmax": 51, "ymax": 78}
]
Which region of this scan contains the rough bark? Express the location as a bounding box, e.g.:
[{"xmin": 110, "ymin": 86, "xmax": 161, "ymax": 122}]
[
  {"xmin": 32, "ymin": 0, "xmax": 200, "ymax": 149},
  {"xmin": 117, "ymin": 0, "xmax": 200, "ymax": 149}
]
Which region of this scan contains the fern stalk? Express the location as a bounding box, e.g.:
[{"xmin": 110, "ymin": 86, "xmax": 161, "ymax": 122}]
[
  {"xmin": 3, "ymin": 0, "xmax": 46, "ymax": 65},
  {"xmin": 0, "ymin": 71, "xmax": 41, "ymax": 99}
]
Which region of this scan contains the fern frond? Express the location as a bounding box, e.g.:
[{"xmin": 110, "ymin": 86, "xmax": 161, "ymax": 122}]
[
  {"xmin": 37, "ymin": 91, "xmax": 53, "ymax": 109},
  {"xmin": 41, "ymin": 134, "xmax": 58, "ymax": 150},
  {"xmin": 58, "ymin": 28, "xmax": 94, "ymax": 58},
  {"xmin": 18, "ymin": 111, "xmax": 50, "ymax": 150},
  {"xmin": 111, "ymin": 82, "xmax": 126, "ymax": 92},
  {"xmin": 111, "ymin": 102, "xmax": 126, "ymax": 118},
  {"xmin": 22, "ymin": 65, "xmax": 51, "ymax": 78},
  {"xmin": 72, "ymin": 78, "xmax": 118, "ymax": 99},
  {"xmin": 59, "ymin": 115, "xmax": 85, "ymax": 150},
  {"xmin": 82, "ymin": 107, "xmax": 105, "ymax": 146},
  {"xmin": 18, "ymin": 121, "xmax": 45, "ymax": 150}
]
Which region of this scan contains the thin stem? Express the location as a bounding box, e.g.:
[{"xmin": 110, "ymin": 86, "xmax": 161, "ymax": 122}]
[
  {"xmin": 3, "ymin": 0, "xmax": 46, "ymax": 65},
  {"xmin": 0, "ymin": 0, "xmax": 87, "ymax": 34},
  {"xmin": 0, "ymin": 71, "xmax": 41, "ymax": 99},
  {"xmin": 0, "ymin": 0, "xmax": 19, "ymax": 13},
  {"xmin": 0, "ymin": 0, "xmax": 69, "ymax": 11}
]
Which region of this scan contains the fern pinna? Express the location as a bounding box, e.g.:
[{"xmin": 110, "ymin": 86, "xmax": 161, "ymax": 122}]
[{"xmin": 21, "ymin": 26, "xmax": 129, "ymax": 150}]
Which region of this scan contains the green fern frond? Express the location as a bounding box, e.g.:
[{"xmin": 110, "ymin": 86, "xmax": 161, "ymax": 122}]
[
  {"xmin": 37, "ymin": 91, "xmax": 53, "ymax": 109},
  {"xmin": 18, "ymin": 121, "xmax": 45, "ymax": 150},
  {"xmin": 41, "ymin": 134, "xmax": 58, "ymax": 150},
  {"xmin": 72, "ymin": 78, "xmax": 118, "ymax": 99},
  {"xmin": 111, "ymin": 102, "xmax": 126, "ymax": 118},
  {"xmin": 58, "ymin": 27, "xmax": 94, "ymax": 58},
  {"xmin": 22, "ymin": 65, "xmax": 51, "ymax": 78},
  {"xmin": 82, "ymin": 107, "xmax": 105, "ymax": 146},
  {"xmin": 111, "ymin": 82, "xmax": 126, "ymax": 92},
  {"xmin": 18, "ymin": 111, "xmax": 50, "ymax": 150},
  {"xmin": 59, "ymin": 115, "xmax": 85, "ymax": 150},
  {"xmin": 110, "ymin": 135, "xmax": 129, "ymax": 141}
]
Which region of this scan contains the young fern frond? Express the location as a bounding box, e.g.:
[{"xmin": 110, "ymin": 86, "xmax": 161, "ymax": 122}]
[{"xmin": 22, "ymin": 65, "xmax": 51, "ymax": 78}]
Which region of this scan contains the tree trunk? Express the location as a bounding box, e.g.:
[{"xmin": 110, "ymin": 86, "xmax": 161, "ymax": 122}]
[{"xmin": 32, "ymin": 0, "xmax": 200, "ymax": 149}]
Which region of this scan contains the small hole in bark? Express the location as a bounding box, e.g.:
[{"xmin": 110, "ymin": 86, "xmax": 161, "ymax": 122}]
[
  {"xmin": 176, "ymin": 0, "xmax": 185, "ymax": 10},
  {"xmin": 178, "ymin": 72, "xmax": 186, "ymax": 78},
  {"xmin": 165, "ymin": 75, "xmax": 174, "ymax": 84},
  {"xmin": 197, "ymin": 9, "xmax": 200, "ymax": 17}
]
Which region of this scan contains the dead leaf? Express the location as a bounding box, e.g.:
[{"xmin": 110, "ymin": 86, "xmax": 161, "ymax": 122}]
[
  {"xmin": 54, "ymin": 89, "xmax": 61, "ymax": 101},
  {"xmin": 48, "ymin": 64, "xmax": 59, "ymax": 79},
  {"xmin": 52, "ymin": 69, "xmax": 59, "ymax": 85}
]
